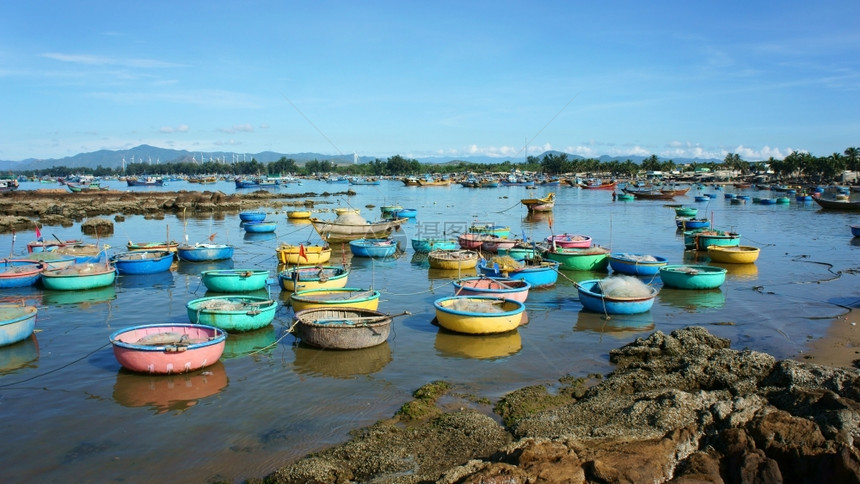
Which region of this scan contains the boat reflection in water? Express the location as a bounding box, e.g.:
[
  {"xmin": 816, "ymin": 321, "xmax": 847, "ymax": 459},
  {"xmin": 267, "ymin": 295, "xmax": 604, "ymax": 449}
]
[
  {"xmin": 292, "ymin": 342, "xmax": 392, "ymax": 379},
  {"xmin": 427, "ymin": 267, "xmax": 478, "ymax": 281},
  {"xmin": 658, "ymin": 288, "xmax": 726, "ymax": 311},
  {"xmin": 41, "ymin": 285, "xmax": 117, "ymax": 307},
  {"xmin": 175, "ymin": 259, "xmax": 234, "ymax": 277},
  {"xmin": 243, "ymin": 231, "xmax": 277, "ymax": 243},
  {"xmin": 223, "ymin": 325, "xmax": 279, "ymax": 359},
  {"xmin": 709, "ymin": 262, "xmax": 759, "ymax": 281},
  {"xmin": 116, "ymin": 270, "xmax": 176, "ymax": 289},
  {"xmin": 411, "ymin": 252, "xmax": 430, "ymax": 268},
  {"xmin": 434, "ymin": 327, "xmax": 522, "ymax": 360},
  {"xmin": 0, "ymin": 334, "xmax": 39, "ymax": 374},
  {"xmin": 574, "ymin": 311, "xmax": 655, "ymax": 339},
  {"xmin": 112, "ymin": 360, "xmax": 229, "ymax": 414}
]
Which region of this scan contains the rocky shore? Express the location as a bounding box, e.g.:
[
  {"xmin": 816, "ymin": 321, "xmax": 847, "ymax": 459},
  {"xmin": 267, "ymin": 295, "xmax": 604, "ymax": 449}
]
[
  {"xmin": 258, "ymin": 326, "xmax": 860, "ymax": 483},
  {"xmin": 0, "ymin": 188, "xmax": 354, "ymax": 232}
]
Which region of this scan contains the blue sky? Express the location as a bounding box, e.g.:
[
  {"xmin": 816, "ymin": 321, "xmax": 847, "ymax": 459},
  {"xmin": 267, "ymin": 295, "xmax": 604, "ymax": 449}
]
[{"xmin": 2, "ymin": 1, "xmax": 858, "ymax": 162}]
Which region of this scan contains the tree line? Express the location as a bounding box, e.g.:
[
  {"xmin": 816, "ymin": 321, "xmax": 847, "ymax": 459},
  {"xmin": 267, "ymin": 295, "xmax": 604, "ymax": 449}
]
[{"xmin": 11, "ymin": 147, "xmax": 860, "ymax": 182}]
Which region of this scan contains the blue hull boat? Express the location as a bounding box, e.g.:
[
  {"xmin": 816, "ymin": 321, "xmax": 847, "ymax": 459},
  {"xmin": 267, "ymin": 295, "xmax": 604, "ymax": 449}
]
[
  {"xmin": 177, "ymin": 244, "xmax": 234, "ymax": 262},
  {"xmin": 477, "ymin": 258, "xmax": 560, "ymax": 288},
  {"xmin": 0, "ymin": 305, "xmax": 38, "ymax": 347},
  {"xmin": 111, "ymin": 251, "xmax": 174, "ymax": 275},
  {"xmin": 411, "ymin": 237, "xmax": 459, "ymax": 253},
  {"xmin": 576, "ymin": 279, "xmax": 658, "ymax": 314},
  {"xmin": 0, "ymin": 260, "xmax": 45, "ymax": 288},
  {"xmin": 349, "ymin": 238, "xmax": 398, "ymax": 258},
  {"xmin": 239, "ymin": 211, "xmax": 266, "ymax": 222},
  {"xmin": 608, "ymin": 253, "xmax": 668, "ymax": 276},
  {"xmin": 243, "ymin": 221, "xmax": 277, "ymax": 233}
]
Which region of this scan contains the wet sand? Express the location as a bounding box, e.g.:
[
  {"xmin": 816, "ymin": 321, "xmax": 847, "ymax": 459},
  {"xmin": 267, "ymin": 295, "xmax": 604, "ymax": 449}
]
[{"xmin": 803, "ymin": 308, "xmax": 860, "ymax": 369}]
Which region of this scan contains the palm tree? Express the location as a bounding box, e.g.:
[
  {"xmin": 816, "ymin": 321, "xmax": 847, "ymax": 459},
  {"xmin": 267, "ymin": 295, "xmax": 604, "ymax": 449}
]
[{"xmin": 844, "ymin": 147, "xmax": 859, "ymax": 171}]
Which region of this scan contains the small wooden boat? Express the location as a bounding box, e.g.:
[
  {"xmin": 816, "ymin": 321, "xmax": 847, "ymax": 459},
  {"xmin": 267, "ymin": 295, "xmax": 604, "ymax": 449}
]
[
  {"xmin": 616, "ymin": 193, "xmax": 635, "ymax": 201},
  {"xmin": 287, "ymin": 210, "xmax": 311, "ymax": 220},
  {"xmin": 581, "ymin": 180, "xmax": 617, "ymax": 190},
  {"xmin": 428, "ymin": 249, "xmax": 479, "ymax": 270},
  {"xmin": 290, "ymin": 287, "xmax": 381, "ymax": 312},
  {"xmin": 292, "ymin": 307, "xmax": 393, "ymax": 349},
  {"xmin": 110, "ymin": 323, "xmax": 226, "ymax": 374},
  {"xmin": 521, "ymin": 192, "xmax": 555, "ymax": 212},
  {"xmin": 349, "ymin": 238, "xmax": 398, "ymax": 258},
  {"xmin": 242, "ymin": 221, "xmax": 277, "ymax": 233},
  {"xmin": 176, "ymin": 243, "xmax": 234, "ymax": 262},
  {"xmin": 544, "ymin": 246, "xmax": 610, "ymax": 272},
  {"xmin": 310, "ymin": 212, "xmax": 407, "ymax": 242},
  {"xmin": 674, "ymin": 207, "xmax": 698, "ymax": 217},
  {"xmin": 0, "ymin": 304, "xmax": 38, "ymax": 347},
  {"xmin": 200, "ymin": 269, "xmax": 270, "ymax": 292},
  {"xmin": 608, "ymin": 253, "xmax": 668, "ymax": 276},
  {"xmin": 477, "ymin": 258, "xmax": 560, "ymax": 288},
  {"xmin": 852, "ymin": 225, "xmax": 860, "ymax": 237},
  {"xmin": 659, "ymin": 265, "xmax": 727, "ymax": 289},
  {"xmin": 276, "ymin": 243, "xmax": 332, "ymax": 265},
  {"xmin": 433, "ymin": 296, "xmax": 525, "ymax": 334},
  {"xmin": 127, "ymin": 240, "xmax": 180, "ymax": 254},
  {"xmin": 813, "ymin": 197, "xmax": 860, "ymax": 211},
  {"xmin": 186, "ymin": 296, "xmax": 277, "ymax": 332},
  {"xmin": 111, "ymin": 251, "xmax": 174, "ymax": 275},
  {"xmin": 239, "ymin": 211, "xmax": 266, "ymax": 222},
  {"xmin": 546, "ymin": 233, "xmax": 592, "ymax": 248},
  {"xmin": 576, "ymin": 278, "xmax": 659, "ymax": 315},
  {"xmin": 0, "ymin": 260, "xmax": 45, "ymax": 288},
  {"xmin": 26, "ymin": 238, "xmax": 82, "ymax": 253},
  {"xmin": 452, "ymin": 276, "xmax": 531, "ymax": 303},
  {"xmin": 706, "ymin": 245, "xmax": 761, "ymax": 264},
  {"xmin": 41, "ymin": 263, "xmax": 116, "ymax": 290},
  {"xmin": 411, "ymin": 237, "xmax": 459, "ymax": 253},
  {"xmin": 625, "ymin": 189, "xmax": 676, "ymax": 200},
  {"xmin": 278, "ymin": 265, "xmax": 349, "ymax": 292}
]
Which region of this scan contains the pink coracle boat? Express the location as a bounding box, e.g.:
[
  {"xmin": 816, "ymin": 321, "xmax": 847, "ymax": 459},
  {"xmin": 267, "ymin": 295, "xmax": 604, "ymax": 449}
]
[
  {"xmin": 546, "ymin": 233, "xmax": 592, "ymax": 248},
  {"xmin": 110, "ymin": 323, "xmax": 226, "ymax": 374},
  {"xmin": 452, "ymin": 276, "xmax": 531, "ymax": 303}
]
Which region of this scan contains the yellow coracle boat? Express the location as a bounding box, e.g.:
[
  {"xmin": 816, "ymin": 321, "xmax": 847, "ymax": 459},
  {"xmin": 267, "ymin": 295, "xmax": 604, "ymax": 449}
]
[
  {"xmin": 706, "ymin": 245, "xmax": 760, "ymax": 264},
  {"xmin": 276, "ymin": 244, "xmax": 332, "ymax": 265},
  {"xmin": 278, "ymin": 266, "xmax": 349, "ymax": 292},
  {"xmin": 433, "ymin": 296, "xmax": 525, "ymax": 334},
  {"xmin": 287, "ymin": 210, "xmax": 311, "ymax": 220},
  {"xmin": 427, "ymin": 249, "xmax": 479, "ymax": 270},
  {"xmin": 290, "ymin": 287, "xmax": 380, "ymax": 312}
]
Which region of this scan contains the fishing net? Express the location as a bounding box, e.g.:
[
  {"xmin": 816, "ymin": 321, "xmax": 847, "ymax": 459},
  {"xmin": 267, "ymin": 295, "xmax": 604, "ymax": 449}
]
[
  {"xmin": 487, "ymin": 255, "xmax": 522, "ymax": 272},
  {"xmin": 449, "ymin": 298, "xmax": 506, "ymax": 313},
  {"xmin": 195, "ymin": 298, "xmax": 253, "ymax": 311},
  {"xmin": 599, "ymin": 276, "xmax": 653, "ymax": 298},
  {"xmin": 616, "ymin": 253, "xmax": 658, "ymax": 262}
]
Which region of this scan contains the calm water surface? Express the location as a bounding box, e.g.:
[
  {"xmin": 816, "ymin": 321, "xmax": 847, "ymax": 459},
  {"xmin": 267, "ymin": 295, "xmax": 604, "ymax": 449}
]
[{"xmin": 1, "ymin": 179, "xmax": 858, "ymax": 483}]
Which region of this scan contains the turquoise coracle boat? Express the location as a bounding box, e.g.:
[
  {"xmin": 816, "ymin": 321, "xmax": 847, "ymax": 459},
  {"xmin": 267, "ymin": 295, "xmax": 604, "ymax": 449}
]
[
  {"xmin": 659, "ymin": 265, "xmax": 727, "ymax": 289},
  {"xmin": 186, "ymin": 295, "xmax": 277, "ymax": 332},
  {"xmin": 40, "ymin": 263, "xmax": 117, "ymax": 291},
  {"xmin": 200, "ymin": 269, "xmax": 270, "ymax": 292},
  {"xmin": 411, "ymin": 237, "xmax": 459, "ymax": 253}
]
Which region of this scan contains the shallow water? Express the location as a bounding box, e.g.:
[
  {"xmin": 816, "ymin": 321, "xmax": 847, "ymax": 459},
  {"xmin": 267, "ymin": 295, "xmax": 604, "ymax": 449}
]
[{"xmin": 1, "ymin": 179, "xmax": 858, "ymax": 483}]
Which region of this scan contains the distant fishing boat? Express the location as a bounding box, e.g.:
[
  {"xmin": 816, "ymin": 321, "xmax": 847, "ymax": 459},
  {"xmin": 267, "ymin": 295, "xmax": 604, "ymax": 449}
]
[
  {"xmin": 520, "ymin": 192, "xmax": 555, "ymax": 212},
  {"xmin": 110, "ymin": 323, "xmax": 226, "ymax": 374}
]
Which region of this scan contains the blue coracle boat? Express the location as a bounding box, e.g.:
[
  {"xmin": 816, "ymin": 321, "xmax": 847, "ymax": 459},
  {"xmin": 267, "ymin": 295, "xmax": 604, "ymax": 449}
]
[
  {"xmin": 411, "ymin": 237, "xmax": 459, "ymax": 253},
  {"xmin": 242, "ymin": 221, "xmax": 277, "ymax": 233},
  {"xmin": 349, "ymin": 238, "xmax": 398, "ymax": 258},
  {"xmin": 0, "ymin": 305, "xmax": 38, "ymax": 347},
  {"xmin": 608, "ymin": 253, "xmax": 668, "ymax": 276},
  {"xmin": 477, "ymin": 258, "xmax": 560, "ymax": 288},
  {"xmin": 576, "ymin": 279, "xmax": 658, "ymax": 314},
  {"xmin": 111, "ymin": 251, "xmax": 174, "ymax": 275},
  {"xmin": 239, "ymin": 211, "xmax": 266, "ymax": 222},
  {"xmin": 0, "ymin": 260, "xmax": 45, "ymax": 288},
  {"xmin": 177, "ymin": 244, "xmax": 234, "ymax": 262}
]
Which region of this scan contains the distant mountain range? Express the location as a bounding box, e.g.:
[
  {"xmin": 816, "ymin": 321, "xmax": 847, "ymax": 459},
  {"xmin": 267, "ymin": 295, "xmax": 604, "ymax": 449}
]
[{"xmin": 0, "ymin": 145, "xmax": 719, "ymax": 172}]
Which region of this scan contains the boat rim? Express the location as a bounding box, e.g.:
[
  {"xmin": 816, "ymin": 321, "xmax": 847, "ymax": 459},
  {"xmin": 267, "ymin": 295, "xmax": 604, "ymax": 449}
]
[
  {"xmin": 109, "ymin": 323, "xmax": 227, "ymax": 351},
  {"xmin": 433, "ymin": 295, "xmax": 525, "ymax": 317}
]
